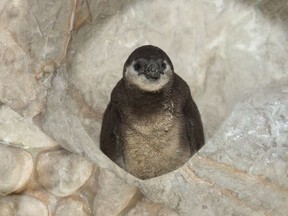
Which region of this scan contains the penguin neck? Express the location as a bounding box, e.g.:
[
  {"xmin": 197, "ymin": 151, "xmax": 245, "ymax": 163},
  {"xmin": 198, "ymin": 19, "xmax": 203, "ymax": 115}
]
[{"xmin": 124, "ymin": 82, "xmax": 173, "ymax": 114}]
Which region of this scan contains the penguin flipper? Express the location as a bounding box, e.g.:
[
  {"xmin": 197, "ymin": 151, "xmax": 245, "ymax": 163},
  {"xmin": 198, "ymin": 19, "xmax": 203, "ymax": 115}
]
[
  {"xmin": 183, "ymin": 95, "xmax": 205, "ymax": 153},
  {"xmin": 100, "ymin": 102, "xmax": 122, "ymax": 165}
]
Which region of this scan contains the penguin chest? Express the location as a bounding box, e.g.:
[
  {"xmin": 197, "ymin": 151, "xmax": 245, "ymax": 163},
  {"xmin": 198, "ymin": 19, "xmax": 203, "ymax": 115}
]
[{"xmin": 121, "ymin": 111, "xmax": 191, "ymax": 179}]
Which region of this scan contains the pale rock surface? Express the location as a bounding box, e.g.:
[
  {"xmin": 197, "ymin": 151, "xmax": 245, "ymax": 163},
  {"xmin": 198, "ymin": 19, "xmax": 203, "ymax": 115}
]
[
  {"xmin": 93, "ymin": 169, "xmax": 140, "ymax": 216},
  {"xmin": 0, "ymin": 28, "xmax": 44, "ymax": 118},
  {"xmin": 202, "ymin": 92, "xmax": 288, "ymax": 188},
  {"xmin": 0, "ymin": 195, "xmax": 48, "ymax": 216},
  {"xmin": 127, "ymin": 198, "xmax": 179, "ymax": 216},
  {"xmin": 36, "ymin": 149, "xmax": 93, "ymax": 197},
  {"xmin": 0, "ymin": 145, "xmax": 33, "ymax": 196},
  {"xmin": 135, "ymin": 91, "xmax": 288, "ymax": 216},
  {"xmin": 0, "ymin": 0, "xmax": 91, "ymax": 117},
  {"xmin": 69, "ymin": 0, "xmax": 288, "ymax": 139},
  {"xmin": 54, "ymin": 196, "xmax": 91, "ymax": 216},
  {"xmin": 0, "ymin": 105, "xmax": 58, "ymax": 148},
  {"xmin": 42, "ymin": 69, "xmax": 103, "ymax": 159}
]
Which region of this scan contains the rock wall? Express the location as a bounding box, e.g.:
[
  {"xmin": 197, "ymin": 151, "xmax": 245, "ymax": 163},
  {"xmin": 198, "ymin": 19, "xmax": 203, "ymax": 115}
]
[{"xmin": 0, "ymin": 0, "xmax": 287, "ymax": 215}]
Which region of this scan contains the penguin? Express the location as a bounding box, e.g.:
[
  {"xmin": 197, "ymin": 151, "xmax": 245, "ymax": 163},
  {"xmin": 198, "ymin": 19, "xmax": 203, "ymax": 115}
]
[{"xmin": 100, "ymin": 45, "xmax": 204, "ymax": 180}]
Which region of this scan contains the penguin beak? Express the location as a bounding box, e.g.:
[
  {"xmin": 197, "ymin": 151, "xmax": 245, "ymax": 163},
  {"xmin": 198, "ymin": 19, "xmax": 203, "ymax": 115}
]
[{"xmin": 144, "ymin": 61, "xmax": 164, "ymax": 80}]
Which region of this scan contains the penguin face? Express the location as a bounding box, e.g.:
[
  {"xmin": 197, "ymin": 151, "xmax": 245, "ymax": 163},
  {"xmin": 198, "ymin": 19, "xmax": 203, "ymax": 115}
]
[{"xmin": 123, "ymin": 45, "xmax": 174, "ymax": 92}]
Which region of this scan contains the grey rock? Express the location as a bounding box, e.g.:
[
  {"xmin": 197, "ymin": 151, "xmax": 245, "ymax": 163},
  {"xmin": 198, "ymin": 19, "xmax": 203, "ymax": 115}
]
[
  {"xmin": 69, "ymin": 0, "xmax": 288, "ymax": 138},
  {"xmin": 93, "ymin": 169, "xmax": 140, "ymax": 216},
  {"xmin": 54, "ymin": 196, "xmax": 91, "ymax": 216},
  {"xmin": 0, "ymin": 195, "xmax": 48, "ymax": 216},
  {"xmin": 0, "ymin": 0, "xmax": 91, "ymax": 117},
  {"xmin": 136, "ymin": 92, "xmax": 288, "ymax": 216},
  {"xmin": 36, "ymin": 149, "xmax": 93, "ymax": 197},
  {"xmin": 202, "ymin": 92, "xmax": 288, "ymax": 188},
  {"xmin": 0, "ymin": 105, "xmax": 58, "ymax": 148},
  {"xmin": 127, "ymin": 198, "xmax": 179, "ymax": 216},
  {"xmin": 0, "ymin": 145, "xmax": 33, "ymax": 196},
  {"xmin": 0, "ymin": 29, "xmax": 44, "ymax": 117}
]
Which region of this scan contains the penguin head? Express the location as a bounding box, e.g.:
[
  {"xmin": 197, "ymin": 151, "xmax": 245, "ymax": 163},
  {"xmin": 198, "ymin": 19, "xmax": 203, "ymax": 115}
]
[{"xmin": 123, "ymin": 45, "xmax": 174, "ymax": 92}]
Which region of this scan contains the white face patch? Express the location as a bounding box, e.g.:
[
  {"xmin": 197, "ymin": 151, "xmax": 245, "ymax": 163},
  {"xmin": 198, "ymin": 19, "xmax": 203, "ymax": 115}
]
[{"xmin": 124, "ymin": 60, "xmax": 173, "ymax": 92}]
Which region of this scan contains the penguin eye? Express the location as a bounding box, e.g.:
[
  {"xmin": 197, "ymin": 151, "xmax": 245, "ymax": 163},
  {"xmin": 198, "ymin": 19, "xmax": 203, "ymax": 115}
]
[
  {"xmin": 161, "ymin": 62, "xmax": 166, "ymax": 69},
  {"xmin": 133, "ymin": 62, "xmax": 142, "ymax": 71}
]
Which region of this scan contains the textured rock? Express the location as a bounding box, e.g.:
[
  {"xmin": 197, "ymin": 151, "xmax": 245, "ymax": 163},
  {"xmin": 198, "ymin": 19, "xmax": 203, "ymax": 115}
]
[
  {"xmin": 0, "ymin": 0, "xmax": 90, "ymax": 66},
  {"xmin": 0, "ymin": 0, "xmax": 91, "ymax": 117},
  {"xmin": 0, "ymin": 29, "xmax": 44, "ymax": 117},
  {"xmin": 0, "ymin": 195, "xmax": 48, "ymax": 216},
  {"xmin": 69, "ymin": 0, "xmax": 288, "ymax": 138},
  {"xmin": 0, "ymin": 105, "xmax": 58, "ymax": 147},
  {"xmin": 136, "ymin": 91, "xmax": 288, "ymax": 216},
  {"xmin": 54, "ymin": 196, "xmax": 91, "ymax": 216},
  {"xmin": 36, "ymin": 149, "xmax": 93, "ymax": 197},
  {"xmin": 0, "ymin": 145, "xmax": 33, "ymax": 196},
  {"xmin": 93, "ymin": 169, "xmax": 140, "ymax": 216},
  {"xmin": 127, "ymin": 198, "xmax": 179, "ymax": 216},
  {"xmin": 42, "ymin": 70, "xmax": 103, "ymax": 159},
  {"xmin": 202, "ymin": 92, "xmax": 288, "ymax": 188}
]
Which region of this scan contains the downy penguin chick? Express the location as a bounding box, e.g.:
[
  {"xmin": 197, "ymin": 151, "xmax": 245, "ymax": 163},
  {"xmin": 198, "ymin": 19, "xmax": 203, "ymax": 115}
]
[{"xmin": 100, "ymin": 45, "xmax": 204, "ymax": 179}]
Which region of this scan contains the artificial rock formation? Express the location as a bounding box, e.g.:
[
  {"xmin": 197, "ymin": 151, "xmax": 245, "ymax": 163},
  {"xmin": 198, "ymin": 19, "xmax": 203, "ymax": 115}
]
[
  {"xmin": 93, "ymin": 169, "xmax": 139, "ymax": 216},
  {"xmin": 0, "ymin": 145, "xmax": 33, "ymax": 196},
  {"xmin": 0, "ymin": 0, "xmax": 287, "ymax": 215},
  {"xmin": 0, "ymin": 105, "xmax": 58, "ymax": 148},
  {"xmin": 54, "ymin": 196, "xmax": 91, "ymax": 216},
  {"xmin": 0, "ymin": 195, "xmax": 48, "ymax": 216},
  {"xmin": 36, "ymin": 149, "xmax": 93, "ymax": 197}
]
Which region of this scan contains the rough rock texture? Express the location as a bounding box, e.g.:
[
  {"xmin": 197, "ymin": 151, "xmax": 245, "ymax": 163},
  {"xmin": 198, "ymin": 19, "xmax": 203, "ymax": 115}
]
[
  {"xmin": 136, "ymin": 92, "xmax": 288, "ymax": 216},
  {"xmin": 54, "ymin": 196, "xmax": 91, "ymax": 216},
  {"xmin": 203, "ymin": 92, "xmax": 288, "ymax": 188},
  {"xmin": 69, "ymin": 0, "xmax": 288, "ymax": 138},
  {"xmin": 93, "ymin": 169, "xmax": 140, "ymax": 216},
  {"xmin": 0, "ymin": 145, "xmax": 33, "ymax": 196},
  {"xmin": 36, "ymin": 149, "xmax": 93, "ymax": 197},
  {"xmin": 0, "ymin": 195, "xmax": 48, "ymax": 216},
  {"xmin": 0, "ymin": 105, "xmax": 58, "ymax": 147},
  {"xmin": 0, "ymin": 0, "xmax": 287, "ymax": 215},
  {"xmin": 127, "ymin": 198, "xmax": 179, "ymax": 216}
]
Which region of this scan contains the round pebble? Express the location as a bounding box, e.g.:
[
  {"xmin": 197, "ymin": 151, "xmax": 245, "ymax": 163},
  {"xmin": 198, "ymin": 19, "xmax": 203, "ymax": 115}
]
[
  {"xmin": 54, "ymin": 196, "xmax": 91, "ymax": 216},
  {"xmin": 36, "ymin": 149, "xmax": 93, "ymax": 197},
  {"xmin": 0, "ymin": 145, "xmax": 33, "ymax": 196},
  {"xmin": 0, "ymin": 195, "xmax": 48, "ymax": 216}
]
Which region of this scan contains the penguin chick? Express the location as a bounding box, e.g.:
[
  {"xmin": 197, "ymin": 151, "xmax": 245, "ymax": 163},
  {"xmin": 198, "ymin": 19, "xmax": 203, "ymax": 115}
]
[{"xmin": 100, "ymin": 45, "xmax": 204, "ymax": 180}]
